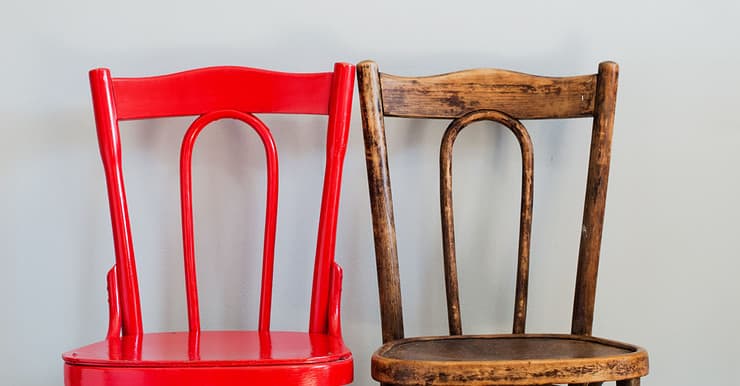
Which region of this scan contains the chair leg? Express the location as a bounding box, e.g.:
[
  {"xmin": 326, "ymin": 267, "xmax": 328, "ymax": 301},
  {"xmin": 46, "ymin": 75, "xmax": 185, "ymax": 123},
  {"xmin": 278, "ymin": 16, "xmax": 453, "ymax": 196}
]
[{"xmin": 616, "ymin": 379, "xmax": 640, "ymax": 386}]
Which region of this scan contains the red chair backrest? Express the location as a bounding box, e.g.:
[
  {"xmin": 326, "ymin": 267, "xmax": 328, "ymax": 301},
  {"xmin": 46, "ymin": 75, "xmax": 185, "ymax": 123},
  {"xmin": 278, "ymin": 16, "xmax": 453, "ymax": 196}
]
[{"xmin": 90, "ymin": 63, "xmax": 355, "ymax": 338}]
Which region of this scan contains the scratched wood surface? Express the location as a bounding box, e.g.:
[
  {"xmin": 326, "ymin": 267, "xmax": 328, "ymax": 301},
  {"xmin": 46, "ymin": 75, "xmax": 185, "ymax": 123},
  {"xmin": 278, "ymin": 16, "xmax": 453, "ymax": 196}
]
[
  {"xmin": 380, "ymin": 68, "xmax": 597, "ymax": 120},
  {"xmin": 372, "ymin": 334, "xmax": 648, "ymax": 385}
]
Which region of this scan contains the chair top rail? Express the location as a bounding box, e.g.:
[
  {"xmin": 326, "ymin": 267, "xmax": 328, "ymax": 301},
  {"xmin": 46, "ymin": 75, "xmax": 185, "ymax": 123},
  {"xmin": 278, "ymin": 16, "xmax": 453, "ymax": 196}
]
[{"xmin": 377, "ymin": 66, "xmax": 598, "ymax": 120}]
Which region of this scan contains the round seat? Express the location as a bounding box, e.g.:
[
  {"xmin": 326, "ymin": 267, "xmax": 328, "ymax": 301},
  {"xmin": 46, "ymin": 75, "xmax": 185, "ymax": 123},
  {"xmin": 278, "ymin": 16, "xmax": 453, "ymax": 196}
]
[
  {"xmin": 371, "ymin": 333, "xmax": 648, "ymax": 385},
  {"xmin": 63, "ymin": 331, "xmax": 353, "ymax": 386}
]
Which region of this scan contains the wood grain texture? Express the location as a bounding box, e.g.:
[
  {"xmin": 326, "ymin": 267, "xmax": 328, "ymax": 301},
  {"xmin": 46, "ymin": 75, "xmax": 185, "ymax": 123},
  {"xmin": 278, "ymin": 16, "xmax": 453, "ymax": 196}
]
[
  {"xmin": 372, "ymin": 334, "xmax": 648, "ymax": 385},
  {"xmin": 357, "ymin": 61, "xmax": 405, "ymax": 343},
  {"xmin": 439, "ymin": 110, "xmax": 533, "ymax": 335},
  {"xmin": 571, "ymin": 62, "xmax": 619, "ymax": 336},
  {"xmin": 380, "ymin": 69, "xmax": 597, "ymax": 120}
]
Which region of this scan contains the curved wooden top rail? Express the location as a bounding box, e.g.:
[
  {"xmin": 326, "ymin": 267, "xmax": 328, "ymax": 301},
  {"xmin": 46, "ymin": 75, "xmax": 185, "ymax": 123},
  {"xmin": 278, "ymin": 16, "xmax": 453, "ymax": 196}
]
[
  {"xmin": 98, "ymin": 66, "xmax": 335, "ymax": 120},
  {"xmin": 378, "ymin": 67, "xmax": 598, "ymax": 120}
]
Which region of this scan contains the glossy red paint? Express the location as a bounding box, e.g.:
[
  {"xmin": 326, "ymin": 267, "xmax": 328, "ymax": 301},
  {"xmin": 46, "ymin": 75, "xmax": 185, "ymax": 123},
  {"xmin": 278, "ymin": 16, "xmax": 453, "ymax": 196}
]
[
  {"xmin": 105, "ymin": 266, "xmax": 120, "ymax": 340},
  {"xmin": 64, "ymin": 331, "xmax": 353, "ymax": 386},
  {"xmin": 65, "ymin": 331, "xmax": 350, "ymax": 366},
  {"xmin": 180, "ymin": 110, "xmax": 279, "ymax": 333},
  {"xmin": 63, "ymin": 63, "xmax": 355, "ymax": 386},
  {"xmin": 327, "ymin": 263, "xmax": 344, "ymax": 337}
]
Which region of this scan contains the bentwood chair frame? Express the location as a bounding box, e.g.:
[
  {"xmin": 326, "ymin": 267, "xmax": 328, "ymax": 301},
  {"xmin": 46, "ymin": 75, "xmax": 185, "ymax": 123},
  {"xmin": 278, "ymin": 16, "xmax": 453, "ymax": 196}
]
[
  {"xmin": 62, "ymin": 63, "xmax": 355, "ymax": 386},
  {"xmin": 358, "ymin": 60, "xmax": 648, "ymax": 385}
]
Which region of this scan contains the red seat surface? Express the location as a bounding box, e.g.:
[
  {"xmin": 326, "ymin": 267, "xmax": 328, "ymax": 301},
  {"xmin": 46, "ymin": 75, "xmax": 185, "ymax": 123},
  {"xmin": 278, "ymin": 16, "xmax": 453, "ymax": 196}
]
[
  {"xmin": 63, "ymin": 331, "xmax": 351, "ymax": 367},
  {"xmin": 63, "ymin": 331, "xmax": 353, "ymax": 386}
]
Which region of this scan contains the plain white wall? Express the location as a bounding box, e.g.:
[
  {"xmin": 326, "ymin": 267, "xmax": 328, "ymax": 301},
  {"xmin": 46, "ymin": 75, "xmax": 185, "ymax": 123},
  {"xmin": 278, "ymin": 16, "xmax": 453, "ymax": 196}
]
[{"xmin": 1, "ymin": 1, "xmax": 739, "ymax": 385}]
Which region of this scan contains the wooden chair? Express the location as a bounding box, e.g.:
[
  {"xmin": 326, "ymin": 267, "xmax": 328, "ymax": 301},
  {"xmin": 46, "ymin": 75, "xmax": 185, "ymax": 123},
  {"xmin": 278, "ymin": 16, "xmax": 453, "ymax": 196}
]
[
  {"xmin": 358, "ymin": 60, "xmax": 648, "ymax": 386},
  {"xmin": 62, "ymin": 63, "xmax": 355, "ymax": 386}
]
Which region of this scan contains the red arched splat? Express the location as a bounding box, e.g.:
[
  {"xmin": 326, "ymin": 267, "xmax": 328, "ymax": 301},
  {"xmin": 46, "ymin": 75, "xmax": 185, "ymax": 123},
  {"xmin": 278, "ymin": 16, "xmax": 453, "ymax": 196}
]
[{"xmin": 179, "ymin": 110, "xmax": 279, "ymax": 333}]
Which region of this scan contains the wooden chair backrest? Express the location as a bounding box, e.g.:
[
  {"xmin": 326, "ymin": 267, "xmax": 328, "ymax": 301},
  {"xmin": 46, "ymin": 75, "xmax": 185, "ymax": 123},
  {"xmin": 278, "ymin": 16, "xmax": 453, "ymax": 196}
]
[{"xmin": 357, "ymin": 60, "xmax": 618, "ymax": 343}]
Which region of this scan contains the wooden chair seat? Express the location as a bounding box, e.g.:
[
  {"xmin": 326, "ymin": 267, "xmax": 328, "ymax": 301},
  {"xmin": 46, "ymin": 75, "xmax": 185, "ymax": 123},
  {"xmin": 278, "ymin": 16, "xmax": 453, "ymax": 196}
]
[{"xmin": 372, "ymin": 334, "xmax": 647, "ymax": 385}]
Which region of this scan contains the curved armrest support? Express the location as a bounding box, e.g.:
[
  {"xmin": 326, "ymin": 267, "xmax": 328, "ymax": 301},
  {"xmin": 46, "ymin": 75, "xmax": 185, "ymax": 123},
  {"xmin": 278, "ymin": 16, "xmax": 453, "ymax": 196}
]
[
  {"xmin": 327, "ymin": 262, "xmax": 344, "ymax": 337},
  {"xmin": 106, "ymin": 265, "xmax": 121, "ymax": 339}
]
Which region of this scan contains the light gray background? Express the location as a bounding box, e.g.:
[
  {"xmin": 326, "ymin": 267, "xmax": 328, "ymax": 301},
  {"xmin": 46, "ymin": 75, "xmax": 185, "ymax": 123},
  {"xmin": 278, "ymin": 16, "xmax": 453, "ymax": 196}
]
[{"xmin": 2, "ymin": 1, "xmax": 738, "ymax": 385}]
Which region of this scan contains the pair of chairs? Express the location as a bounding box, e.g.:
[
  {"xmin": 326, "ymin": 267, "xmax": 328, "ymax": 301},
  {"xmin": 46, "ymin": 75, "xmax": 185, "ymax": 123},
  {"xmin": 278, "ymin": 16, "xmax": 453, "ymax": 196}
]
[{"xmin": 62, "ymin": 61, "xmax": 648, "ymax": 385}]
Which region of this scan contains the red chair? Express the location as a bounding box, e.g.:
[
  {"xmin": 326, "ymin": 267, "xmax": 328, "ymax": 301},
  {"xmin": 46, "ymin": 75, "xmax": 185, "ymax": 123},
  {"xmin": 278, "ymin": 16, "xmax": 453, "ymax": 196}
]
[{"xmin": 62, "ymin": 63, "xmax": 355, "ymax": 386}]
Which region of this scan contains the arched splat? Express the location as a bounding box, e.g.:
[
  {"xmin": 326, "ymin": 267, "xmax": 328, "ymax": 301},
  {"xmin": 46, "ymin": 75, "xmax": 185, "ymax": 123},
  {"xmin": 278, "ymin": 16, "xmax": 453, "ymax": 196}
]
[
  {"xmin": 439, "ymin": 109, "xmax": 534, "ymax": 335},
  {"xmin": 180, "ymin": 110, "xmax": 279, "ymax": 334}
]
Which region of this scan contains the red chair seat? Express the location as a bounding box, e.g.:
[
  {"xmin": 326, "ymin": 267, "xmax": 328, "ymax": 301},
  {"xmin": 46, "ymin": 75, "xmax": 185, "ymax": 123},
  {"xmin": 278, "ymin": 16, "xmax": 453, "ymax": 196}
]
[{"xmin": 63, "ymin": 331, "xmax": 352, "ymax": 385}]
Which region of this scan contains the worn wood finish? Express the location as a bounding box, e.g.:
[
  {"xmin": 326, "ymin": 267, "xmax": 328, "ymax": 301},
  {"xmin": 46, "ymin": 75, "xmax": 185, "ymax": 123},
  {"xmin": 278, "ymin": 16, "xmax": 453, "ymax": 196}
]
[
  {"xmin": 380, "ymin": 69, "xmax": 596, "ymax": 120},
  {"xmin": 372, "ymin": 334, "xmax": 647, "ymax": 385},
  {"xmin": 358, "ymin": 61, "xmax": 405, "ymax": 343},
  {"xmin": 378, "ymin": 334, "xmax": 642, "ymax": 361},
  {"xmin": 439, "ymin": 110, "xmax": 533, "ymax": 335},
  {"xmin": 571, "ymin": 62, "xmax": 619, "ymax": 336},
  {"xmin": 359, "ymin": 60, "xmax": 647, "ymax": 386}
]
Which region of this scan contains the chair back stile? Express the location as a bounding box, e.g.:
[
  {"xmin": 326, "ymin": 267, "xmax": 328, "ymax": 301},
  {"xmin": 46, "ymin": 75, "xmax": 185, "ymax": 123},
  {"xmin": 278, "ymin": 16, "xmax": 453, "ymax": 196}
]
[
  {"xmin": 572, "ymin": 63, "xmax": 619, "ymax": 336},
  {"xmin": 89, "ymin": 63, "xmax": 355, "ymax": 339},
  {"xmin": 309, "ymin": 65, "xmax": 355, "ymax": 334},
  {"xmin": 357, "ymin": 63, "xmax": 405, "ymax": 344},
  {"xmin": 90, "ymin": 68, "xmax": 143, "ymax": 338}
]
